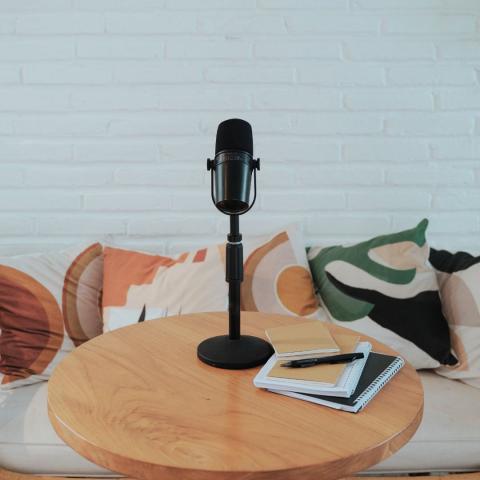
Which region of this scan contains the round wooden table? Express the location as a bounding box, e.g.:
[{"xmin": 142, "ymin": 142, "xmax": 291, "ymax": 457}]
[{"xmin": 48, "ymin": 312, "xmax": 423, "ymax": 480}]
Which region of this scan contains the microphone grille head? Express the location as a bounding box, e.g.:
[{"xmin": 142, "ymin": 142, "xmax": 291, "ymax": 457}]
[{"xmin": 215, "ymin": 118, "xmax": 253, "ymax": 156}]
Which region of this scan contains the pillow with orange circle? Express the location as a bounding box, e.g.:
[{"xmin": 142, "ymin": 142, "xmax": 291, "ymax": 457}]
[
  {"xmin": 0, "ymin": 243, "xmax": 103, "ymax": 389},
  {"xmin": 102, "ymin": 224, "xmax": 321, "ymax": 332}
]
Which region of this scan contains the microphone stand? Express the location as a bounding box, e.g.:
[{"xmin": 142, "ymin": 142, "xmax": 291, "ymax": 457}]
[{"xmin": 197, "ymin": 159, "xmax": 274, "ymax": 370}]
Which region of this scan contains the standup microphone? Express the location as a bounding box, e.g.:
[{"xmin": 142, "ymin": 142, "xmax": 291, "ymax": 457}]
[
  {"xmin": 208, "ymin": 119, "xmax": 260, "ymax": 215},
  {"xmin": 198, "ymin": 118, "xmax": 272, "ymax": 370}
]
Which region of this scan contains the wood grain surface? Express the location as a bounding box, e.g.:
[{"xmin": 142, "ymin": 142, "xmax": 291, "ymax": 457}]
[{"xmin": 47, "ymin": 312, "xmax": 424, "ymax": 480}]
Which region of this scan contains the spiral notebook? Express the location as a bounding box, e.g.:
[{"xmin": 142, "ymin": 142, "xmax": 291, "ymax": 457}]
[{"xmin": 270, "ymin": 352, "xmax": 404, "ymax": 413}]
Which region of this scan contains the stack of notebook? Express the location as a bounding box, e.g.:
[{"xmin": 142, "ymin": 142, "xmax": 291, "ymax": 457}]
[{"xmin": 254, "ymin": 321, "xmax": 404, "ymax": 413}]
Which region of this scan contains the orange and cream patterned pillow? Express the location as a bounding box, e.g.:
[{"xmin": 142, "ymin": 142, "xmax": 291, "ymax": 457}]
[
  {"xmin": 0, "ymin": 243, "xmax": 103, "ymax": 389},
  {"xmin": 103, "ymin": 225, "xmax": 320, "ymax": 332}
]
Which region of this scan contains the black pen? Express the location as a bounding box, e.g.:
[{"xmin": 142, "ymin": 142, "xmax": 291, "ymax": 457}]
[{"xmin": 281, "ymin": 352, "xmax": 364, "ymax": 368}]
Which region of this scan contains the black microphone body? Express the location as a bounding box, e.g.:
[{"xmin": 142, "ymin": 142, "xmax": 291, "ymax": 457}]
[
  {"xmin": 210, "ymin": 118, "xmax": 258, "ymax": 216},
  {"xmin": 213, "ymin": 150, "xmax": 253, "ymax": 215}
]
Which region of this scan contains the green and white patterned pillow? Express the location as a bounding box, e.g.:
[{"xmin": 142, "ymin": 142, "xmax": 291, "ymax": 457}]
[{"xmin": 308, "ymin": 219, "xmax": 457, "ymax": 370}]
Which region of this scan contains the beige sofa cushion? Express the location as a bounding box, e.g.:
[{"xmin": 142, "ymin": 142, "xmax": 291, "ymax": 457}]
[
  {"xmin": 369, "ymin": 371, "xmax": 480, "ymax": 473},
  {"xmin": 0, "ymin": 372, "xmax": 479, "ymax": 475},
  {"xmin": 0, "ymin": 381, "xmax": 112, "ymax": 475}
]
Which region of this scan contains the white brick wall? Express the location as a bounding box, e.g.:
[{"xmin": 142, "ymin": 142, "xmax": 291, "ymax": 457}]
[{"xmin": 0, "ymin": 0, "xmax": 479, "ymax": 255}]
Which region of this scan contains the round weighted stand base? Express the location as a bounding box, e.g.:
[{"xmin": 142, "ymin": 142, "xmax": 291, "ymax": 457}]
[{"xmin": 197, "ymin": 335, "xmax": 274, "ymax": 370}]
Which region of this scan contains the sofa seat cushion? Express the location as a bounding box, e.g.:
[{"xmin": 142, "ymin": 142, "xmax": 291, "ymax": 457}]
[
  {"xmin": 1, "ymin": 372, "xmax": 479, "ymax": 475},
  {"xmin": 369, "ymin": 371, "xmax": 480, "ymax": 473},
  {"xmin": 0, "ymin": 381, "xmax": 112, "ymax": 476}
]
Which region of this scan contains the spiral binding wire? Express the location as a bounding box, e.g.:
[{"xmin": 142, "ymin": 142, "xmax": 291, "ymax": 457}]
[{"xmin": 356, "ymin": 357, "xmax": 405, "ymax": 410}]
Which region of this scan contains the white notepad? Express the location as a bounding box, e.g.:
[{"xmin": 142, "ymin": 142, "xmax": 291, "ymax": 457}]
[{"xmin": 254, "ymin": 341, "xmax": 372, "ymax": 398}]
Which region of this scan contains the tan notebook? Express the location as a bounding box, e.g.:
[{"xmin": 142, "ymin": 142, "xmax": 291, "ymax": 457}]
[
  {"xmin": 265, "ymin": 320, "xmax": 339, "ymax": 358},
  {"xmin": 267, "ymin": 334, "xmax": 360, "ymax": 385}
]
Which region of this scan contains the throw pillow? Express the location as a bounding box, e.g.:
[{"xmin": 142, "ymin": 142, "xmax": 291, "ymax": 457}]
[
  {"xmin": 430, "ymin": 248, "xmax": 480, "ymax": 388},
  {"xmin": 0, "ymin": 243, "xmax": 103, "ymax": 389},
  {"xmin": 103, "ymin": 224, "xmax": 320, "ymax": 332},
  {"xmin": 307, "ymin": 219, "xmax": 457, "ymax": 369}
]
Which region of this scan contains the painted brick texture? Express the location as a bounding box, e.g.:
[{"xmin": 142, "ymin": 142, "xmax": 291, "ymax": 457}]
[{"xmin": 0, "ymin": 1, "xmax": 479, "ymax": 255}]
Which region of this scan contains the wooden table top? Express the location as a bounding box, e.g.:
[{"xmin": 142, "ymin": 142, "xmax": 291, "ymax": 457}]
[{"xmin": 48, "ymin": 312, "xmax": 423, "ymax": 480}]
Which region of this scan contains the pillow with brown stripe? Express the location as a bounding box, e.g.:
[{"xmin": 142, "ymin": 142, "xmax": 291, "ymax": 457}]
[
  {"xmin": 102, "ymin": 224, "xmax": 321, "ymax": 332},
  {"xmin": 0, "ymin": 243, "xmax": 103, "ymax": 389}
]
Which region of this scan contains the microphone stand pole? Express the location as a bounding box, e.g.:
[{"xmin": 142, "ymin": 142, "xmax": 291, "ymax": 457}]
[
  {"xmin": 197, "ymin": 211, "xmax": 273, "ymax": 369},
  {"xmin": 226, "ymin": 214, "xmax": 242, "ymax": 340}
]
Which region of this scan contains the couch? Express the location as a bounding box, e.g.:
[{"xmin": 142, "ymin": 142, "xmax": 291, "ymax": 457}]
[
  {"xmin": 1, "ymin": 228, "xmax": 479, "ymax": 478},
  {"xmin": 1, "ymin": 351, "xmax": 479, "ymax": 477}
]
